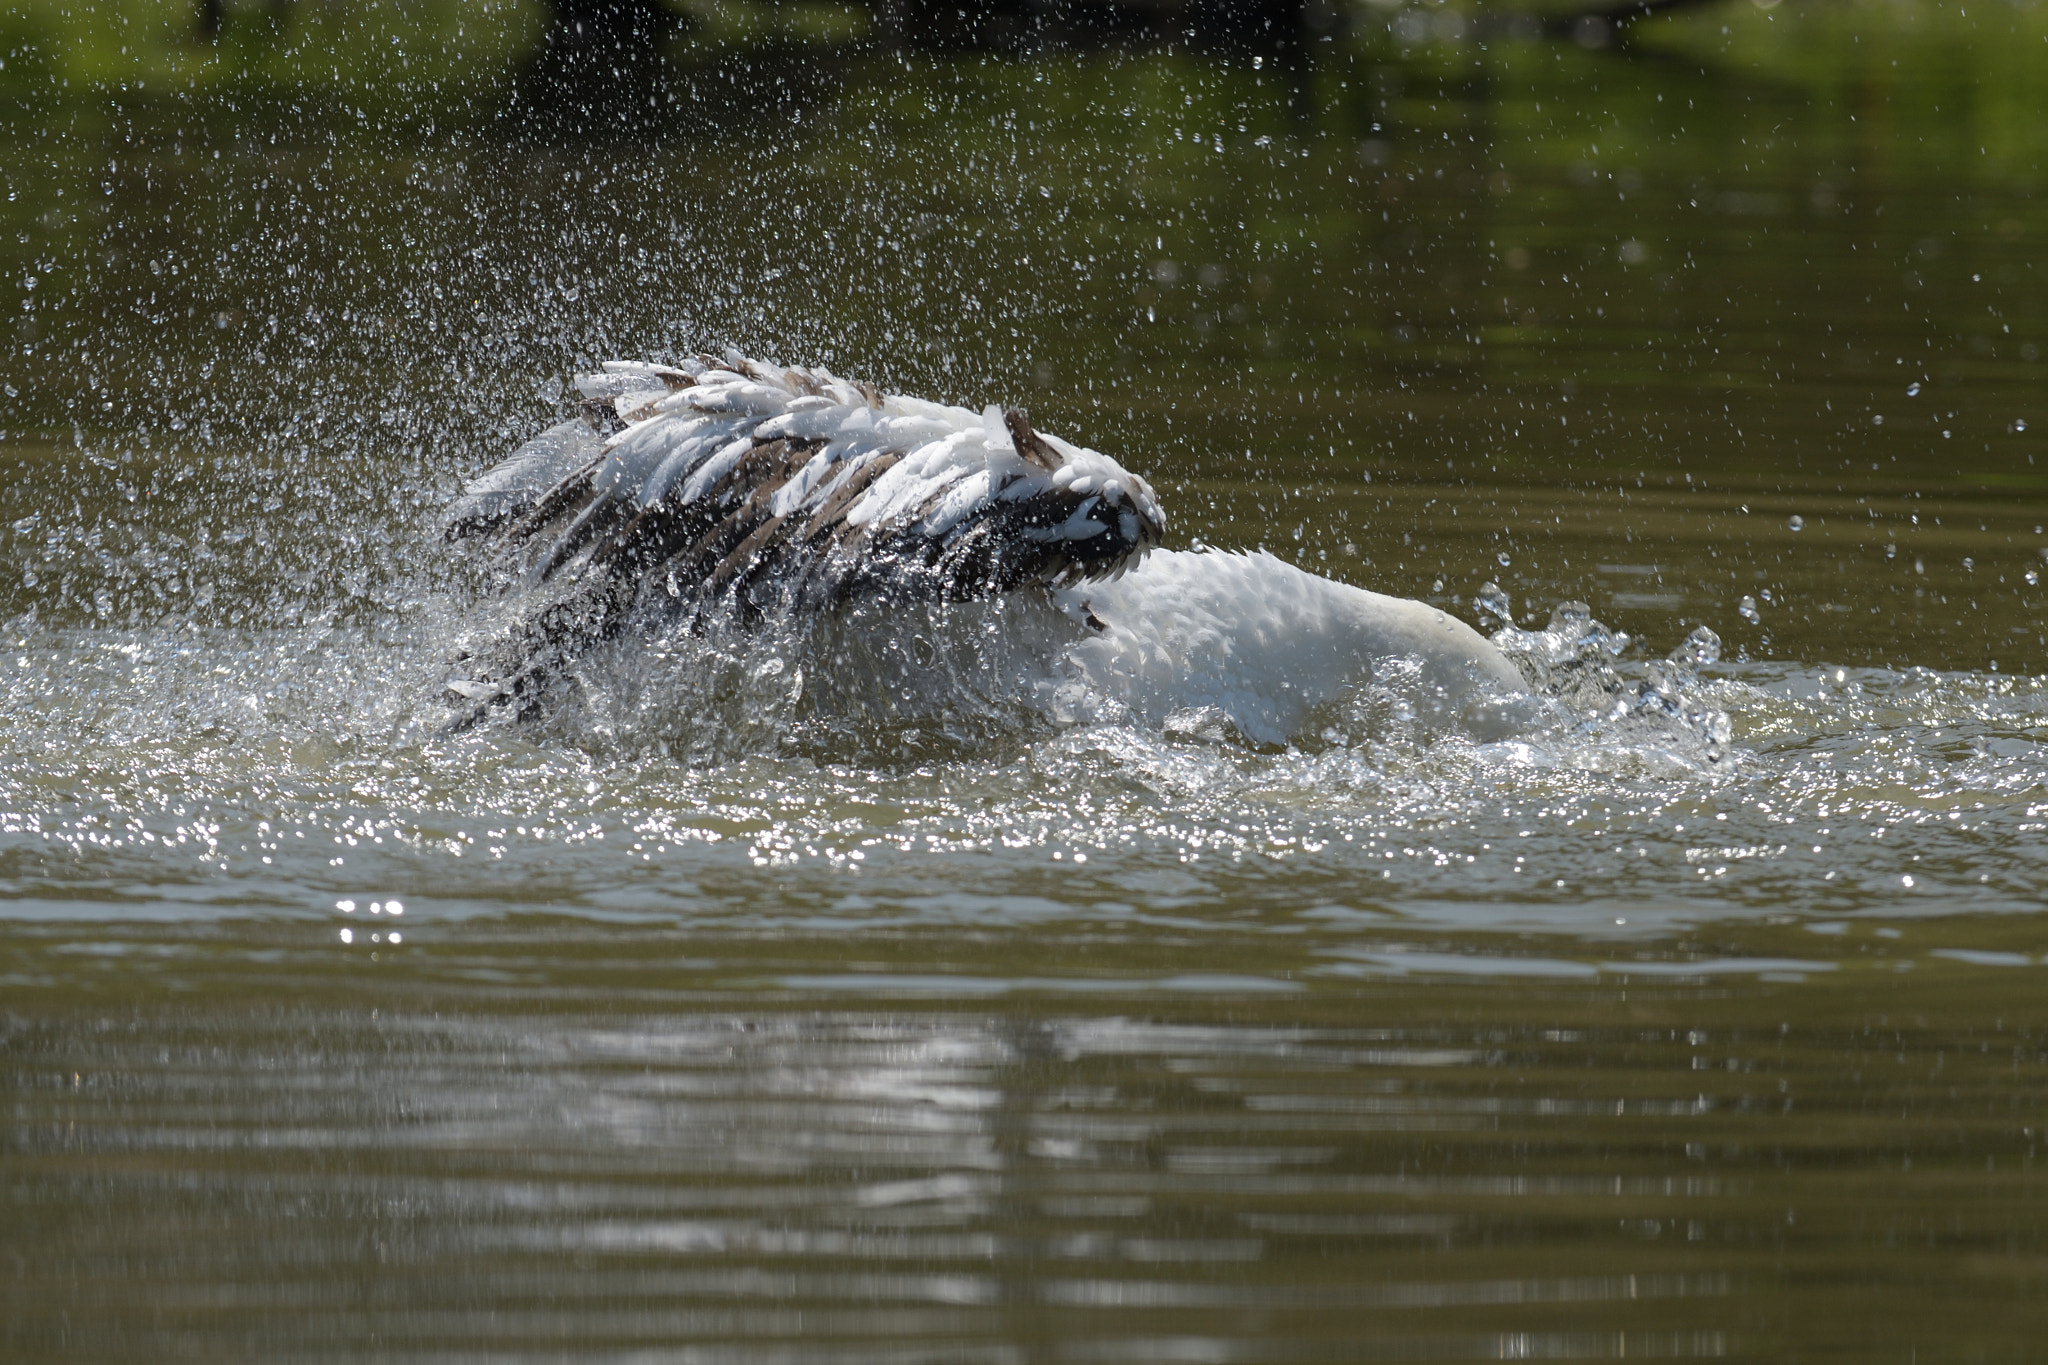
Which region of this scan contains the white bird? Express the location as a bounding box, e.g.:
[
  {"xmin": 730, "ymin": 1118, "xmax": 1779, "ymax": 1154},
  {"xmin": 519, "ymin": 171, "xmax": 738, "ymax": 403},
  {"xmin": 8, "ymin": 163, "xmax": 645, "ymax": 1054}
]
[
  {"xmin": 440, "ymin": 348, "xmax": 1520, "ymax": 734},
  {"xmin": 1062, "ymin": 547, "xmax": 1525, "ymax": 745}
]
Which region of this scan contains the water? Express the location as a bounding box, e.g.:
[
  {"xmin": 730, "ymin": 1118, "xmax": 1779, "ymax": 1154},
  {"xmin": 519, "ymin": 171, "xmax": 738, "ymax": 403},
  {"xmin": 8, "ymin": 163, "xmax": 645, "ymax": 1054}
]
[{"xmin": 6, "ymin": 4, "xmax": 2048, "ymax": 1358}]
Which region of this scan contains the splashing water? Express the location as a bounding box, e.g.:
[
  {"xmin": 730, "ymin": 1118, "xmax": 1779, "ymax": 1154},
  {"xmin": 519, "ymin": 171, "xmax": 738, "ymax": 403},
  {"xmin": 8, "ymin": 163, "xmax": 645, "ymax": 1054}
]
[
  {"xmin": 5, "ymin": 532, "xmax": 2043, "ymax": 937},
  {"xmin": 1, "ymin": 357, "xmax": 2041, "ymax": 935},
  {"xmin": 0, "ymin": 19, "xmax": 2036, "ymax": 967}
]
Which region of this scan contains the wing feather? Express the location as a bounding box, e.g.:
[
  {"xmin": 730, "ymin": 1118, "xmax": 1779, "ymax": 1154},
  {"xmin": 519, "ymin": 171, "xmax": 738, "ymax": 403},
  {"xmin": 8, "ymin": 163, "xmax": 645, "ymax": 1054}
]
[
  {"xmin": 441, "ymin": 417, "xmax": 604, "ymax": 541},
  {"xmin": 440, "ymin": 351, "xmax": 1166, "ymax": 723}
]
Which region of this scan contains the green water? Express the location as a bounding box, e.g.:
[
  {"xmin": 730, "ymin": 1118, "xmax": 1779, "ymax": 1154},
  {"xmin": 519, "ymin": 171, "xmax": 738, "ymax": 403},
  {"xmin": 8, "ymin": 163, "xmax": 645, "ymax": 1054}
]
[{"xmin": 4, "ymin": 3, "xmax": 2048, "ymax": 1359}]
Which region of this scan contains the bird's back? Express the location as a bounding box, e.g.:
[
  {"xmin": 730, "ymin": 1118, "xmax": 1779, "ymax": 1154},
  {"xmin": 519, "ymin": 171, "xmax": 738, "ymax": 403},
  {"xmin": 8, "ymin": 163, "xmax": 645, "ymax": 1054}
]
[{"xmin": 1061, "ymin": 548, "xmax": 1525, "ymax": 744}]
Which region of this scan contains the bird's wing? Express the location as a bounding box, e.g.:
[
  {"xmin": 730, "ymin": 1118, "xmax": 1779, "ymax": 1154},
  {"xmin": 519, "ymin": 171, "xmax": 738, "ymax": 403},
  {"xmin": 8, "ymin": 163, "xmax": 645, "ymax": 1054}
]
[
  {"xmin": 440, "ymin": 349, "xmax": 1166, "ymax": 719},
  {"xmin": 450, "ymin": 349, "xmax": 1163, "ymax": 603},
  {"xmin": 441, "ymin": 417, "xmax": 607, "ymax": 542}
]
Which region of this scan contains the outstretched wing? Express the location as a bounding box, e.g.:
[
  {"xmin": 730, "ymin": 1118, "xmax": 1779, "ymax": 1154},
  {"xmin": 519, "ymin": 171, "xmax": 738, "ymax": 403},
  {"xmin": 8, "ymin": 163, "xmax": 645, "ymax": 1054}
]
[{"xmin": 441, "ymin": 349, "xmax": 1165, "ymax": 717}]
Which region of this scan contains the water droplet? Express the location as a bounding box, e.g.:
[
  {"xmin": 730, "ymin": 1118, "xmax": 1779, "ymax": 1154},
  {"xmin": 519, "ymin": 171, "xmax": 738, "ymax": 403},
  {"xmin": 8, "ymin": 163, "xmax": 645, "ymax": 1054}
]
[
  {"xmin": 1667, "ymin": 626, "xmax": 1722, "ymax": 672},
  {"xmin": 1737, "ymin": 595, "xmax": 1760, "ymax": 623},
  {"xmin": 2026, "ymin": 570, "xmax": 2039, "ymax": 586},
  {"xmin": 1496, "ymin": 551, "xmax": 1511, "ymax": 566},
  {"xmin": 2015, "ymin": 419, "xmax": 2029, "ymax": 433},
  {"xmin": 1475, "ymin": 582, "xmax": 1513, "ymax": 625},
  {"xmin": 1432, "ymin": 578, "xmax": 1444, "ymax": 592},
  {"xmin": 1787, "ymin": 515, "xmax": 1805, "ymax": 531},
  {"xmin": 1962, "ymin": 557, "xmax": 1975, "ymax": 572},
  {"xmin": 1885, "ymin": 543, "xmax": 1897, "ymax": 559},
  {"xmin": 1906, "ymin": 381, "xmax": 1922, "ymax": 396}
]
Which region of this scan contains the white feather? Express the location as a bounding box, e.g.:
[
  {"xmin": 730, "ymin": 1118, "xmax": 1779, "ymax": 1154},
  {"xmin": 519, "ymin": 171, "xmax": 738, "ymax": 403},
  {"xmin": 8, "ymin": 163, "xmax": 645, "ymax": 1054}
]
[
  {"xmin": 593, "ymin": 418, "xmax": 701, "ymax": 497},
  {"xmin": 680, "ymin": 435, "xmax": 758, "ymax": 504},
  {"xmin": 679, "ymin": 381, "xmax": 784, "ymax": 416},
  {"xmin": 843, "ymin": 432, "xmax": 978, "ymax": 528},
  {"xmin": 490, "ymin": 350, "xmax": 1160, "ymax": 572},
  {"xmin": 754, "ymin": 404, "xmax": 856, "ymax": 443},
  {"xmin": 1060, "ymin": 549, "xmax": 1524, "ymax": 746},
  {"xmin": 639, "ymin": 427, "xmax": 739, "ymax": 506},
  {"xmin": 770, "ymin": 447, "xmax": 841, "ymax": 519},
  {"xmin": 808, "ymin": 449, "xmax": 888, "ymax": 510},
  {"xmin": 576, "ymin": 370, "xmax": 666, "ymax": 400},
  {"xmin": 917, "ymin": 469, "xmax": 994, "ymax": 538},
  {"xmin": 980, "ymin": 404, "xmax": 1014, "ymax": 454},
  {"xmin": 1052, "ymin": 495, "xmax": 1105, "ymax": 541}
]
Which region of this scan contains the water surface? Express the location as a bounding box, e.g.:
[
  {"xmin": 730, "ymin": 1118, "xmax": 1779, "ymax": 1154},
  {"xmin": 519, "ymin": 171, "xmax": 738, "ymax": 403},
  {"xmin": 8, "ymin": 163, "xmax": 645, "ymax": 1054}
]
[{"xmin": 5, "ymin": 5, "xmax": 2048, "ymax": 1359}]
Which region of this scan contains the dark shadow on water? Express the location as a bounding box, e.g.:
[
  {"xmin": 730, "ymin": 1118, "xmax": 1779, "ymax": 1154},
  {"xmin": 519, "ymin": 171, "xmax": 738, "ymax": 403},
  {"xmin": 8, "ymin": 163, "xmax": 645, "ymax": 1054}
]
[
  {"xmin": 496, "ymin": 0, "xmax": 1346, "ymax": 145},
  {"xmin": 497, "ymin": 0, "xmax": 861, "ymax": 145},
  {"xmin": 874, "ymin": 1, "xmax": 1335, "ymax": 125},
  {"xmin": 499, "ymin": 0, "xmax": 687, "ymax": 142},
  {"xmin": 877, "ymin": 0, "xmax": 1325, "ymax": 55}
]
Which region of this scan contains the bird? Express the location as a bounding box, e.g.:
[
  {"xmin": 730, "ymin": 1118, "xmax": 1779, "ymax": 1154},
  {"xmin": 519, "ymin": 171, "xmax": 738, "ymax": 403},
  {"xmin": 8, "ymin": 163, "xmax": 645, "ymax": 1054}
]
[
  {"xmin": 438, "ymin": 348, "xmax": 1520, "ymax": 737},
  {"xmin": 1062, "ymin": 546, "xmax": 1526, "ymax": 746},
  {"xmin": 439, "ymin": 348, "xmax": 1167, "ymax": 722}
]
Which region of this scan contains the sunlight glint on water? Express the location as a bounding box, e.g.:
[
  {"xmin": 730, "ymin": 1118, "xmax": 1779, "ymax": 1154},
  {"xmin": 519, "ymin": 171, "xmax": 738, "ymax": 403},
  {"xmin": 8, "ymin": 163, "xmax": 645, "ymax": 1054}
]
[{"xmin": 4, "ymin": 5, "xmax": 2048, "ymax": 1360}]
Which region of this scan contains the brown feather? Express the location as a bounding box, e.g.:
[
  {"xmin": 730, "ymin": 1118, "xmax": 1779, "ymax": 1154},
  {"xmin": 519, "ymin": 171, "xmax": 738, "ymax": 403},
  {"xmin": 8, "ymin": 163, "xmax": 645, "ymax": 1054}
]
[{"xmin": 1003, "ymin": 408, "xmax": 1060, "ymax": 472}]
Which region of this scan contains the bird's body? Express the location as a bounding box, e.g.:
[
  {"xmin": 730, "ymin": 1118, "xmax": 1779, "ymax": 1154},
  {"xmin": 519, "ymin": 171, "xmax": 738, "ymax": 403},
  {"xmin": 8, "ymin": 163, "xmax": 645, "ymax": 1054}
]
[
  {"xmin": 440, "ymin": 349, "xmax": 1522, "ymax": 739},
  {"xmin": 1060, "ymin": 548, "xmax": 1525, "ymax": 745}
]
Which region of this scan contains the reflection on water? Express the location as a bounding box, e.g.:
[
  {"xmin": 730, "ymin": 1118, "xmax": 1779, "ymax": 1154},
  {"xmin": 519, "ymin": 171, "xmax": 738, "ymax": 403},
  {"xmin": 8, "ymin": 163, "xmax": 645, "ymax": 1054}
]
[
  {"xmin": 4, "ymin": 2, "xmax": 2048, "ymax": 1359},
  {"xmin": 7, "ymin": 929, "xmax": 2047, "ymax": 1359}
]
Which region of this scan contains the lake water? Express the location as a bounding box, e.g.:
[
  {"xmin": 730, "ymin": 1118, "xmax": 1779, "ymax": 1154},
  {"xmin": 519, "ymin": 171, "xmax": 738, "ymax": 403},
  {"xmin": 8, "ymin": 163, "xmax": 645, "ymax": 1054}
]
[{"xmin": 5, "ymin": 4, "xmax": 2048, "ymax": 1359}]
